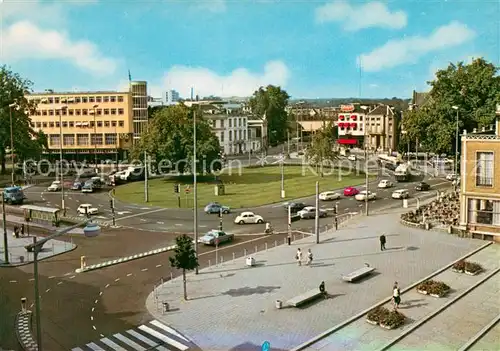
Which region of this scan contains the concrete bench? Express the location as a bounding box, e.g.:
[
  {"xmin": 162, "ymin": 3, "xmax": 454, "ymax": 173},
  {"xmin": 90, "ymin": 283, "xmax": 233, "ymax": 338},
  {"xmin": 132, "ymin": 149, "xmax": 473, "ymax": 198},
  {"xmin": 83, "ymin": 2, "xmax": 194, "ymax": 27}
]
[
  {"xmin": 342, "ymin": 264, "xmax": 375, "ymax": 282},
  {"xmin": 286, "ymin": 288, "xmax": 324, "ymax": 307}
]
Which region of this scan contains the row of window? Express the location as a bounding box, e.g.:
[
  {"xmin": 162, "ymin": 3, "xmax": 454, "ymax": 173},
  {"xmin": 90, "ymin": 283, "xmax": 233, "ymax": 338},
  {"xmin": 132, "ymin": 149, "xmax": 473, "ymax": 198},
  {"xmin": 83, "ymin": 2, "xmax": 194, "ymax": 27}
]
[
  {"xmin": 34, "ymin": 108, "xmax": 125, "ymax": 116},
  {"xmin": 219, "ymin": 130, "xmax": 247, "ymax": 142},
  {"xmin": 32, "ymin": 120, "xmax": 125, "ymax": 129},
  {"xmin": 48, "ymin": 134, "xmax": 118, "ymax": 146},
  {"xmin": 468, "ymin": 199, "xmax": 500, "ymax": 226},
  {"xmin": 210, "ymin": 118, "xmax": 247, "ymax": 129},
  {"xmin": 36, "ymin": 95, "xmax": 125, "ymax": 104}
]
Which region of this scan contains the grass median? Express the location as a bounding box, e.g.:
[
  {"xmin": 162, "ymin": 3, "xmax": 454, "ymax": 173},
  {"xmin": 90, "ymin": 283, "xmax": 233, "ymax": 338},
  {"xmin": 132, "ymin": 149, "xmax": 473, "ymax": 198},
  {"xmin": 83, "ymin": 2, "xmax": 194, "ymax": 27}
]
[{"xmin": 114, "ymin": 165, "xmax": 374, "ymax": 208}]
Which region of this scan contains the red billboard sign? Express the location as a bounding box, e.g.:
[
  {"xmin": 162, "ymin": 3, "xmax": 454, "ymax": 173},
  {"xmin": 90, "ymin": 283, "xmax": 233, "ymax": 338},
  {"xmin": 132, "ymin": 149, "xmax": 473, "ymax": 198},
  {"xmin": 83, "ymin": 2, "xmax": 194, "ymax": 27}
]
[
  {"xmin": 340, "ymin": 104, "xmax": 355, "ymax": 112},
  {"xmin": 337, "ymin": 139, "xmax": 358, "ymax": 145}
]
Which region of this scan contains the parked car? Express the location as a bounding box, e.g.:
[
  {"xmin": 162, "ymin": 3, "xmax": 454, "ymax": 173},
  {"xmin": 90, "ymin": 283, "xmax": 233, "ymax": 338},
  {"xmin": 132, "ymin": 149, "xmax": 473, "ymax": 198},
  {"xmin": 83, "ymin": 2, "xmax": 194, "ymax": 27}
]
[
  {"xmin": 355, "ymin": 191, "xmax": 376, "ymax": 201},
  {"xmin": 392, "ymin": 189, "xmax": 409, "ymax": 199},
  {"xmin": 415, "ymin": 182, "xmax": 430, "ymax": 191},
  {"xmin": 77, "ymin": 204, "xmax": 99, "ymax": 215},
  {"xmin": 71, "ymin": 181, "xmax": 84, "ymax": 190},
  {"xmin": 446, "ymin": 173, "xmax": 457, "ymax": 181},
  {"xmin": 199, "ymin": 230, "xmax": 234, "ymax": 245},
  {"xmin": 297, "ymin": 206, "xmax": 327, "ymax": 219},
  {"xmin": 343, "ymin": 187, "xmax": 359, "ymax": 196},
  {"xmin": 204, "ymin": 202, "xmax": 230, "ymax": 214},
  {"xmin": 47, "ymin": 181, "xmax": 61, "ymax": 192},
  {"xmin": 319, "ymin": 191, "xmax": 341, "ymax": 201},
  {"xmin": 234, "ymin": 212, "xmax": 264, "ymax": 224},
  {"xmin": 2, "ymin": 186, "xmax": 24, "ymax": 205},
  {"xmin": 283, "ymin": 202, "xmax": 306, "ymax": 213},
  {"xmin": 378, "ymin": 179, "xmax": 393, "ymax": 188}
]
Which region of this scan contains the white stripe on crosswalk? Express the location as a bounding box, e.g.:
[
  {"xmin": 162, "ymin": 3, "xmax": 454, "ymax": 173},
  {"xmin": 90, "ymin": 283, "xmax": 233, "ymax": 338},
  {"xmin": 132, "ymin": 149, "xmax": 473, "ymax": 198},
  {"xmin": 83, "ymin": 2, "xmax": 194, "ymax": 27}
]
[
  {"xmin": 150, "ymin": 320, "xmax": 190, "ymax": 342},
  {"xmin": 100, "ymin": 337, "xmax": 126, "ymax": 350},
  {"xmin": 113, "ymin": 333, "xmax": 146, "ymax": 351},
  {"xmin": 139, "ymin": 325, "xmax": 189, "ymax": 351},
  {"xmin": 71, "ymin": 348, "xmax": 85, "ymax": 351},
  {"xmin": 126, "ymin": 329, "xmax": 157, "ymax": 347},
  {"xmin": 87, "ymin": 342, "xmax": 106, "ymax": 351},
  {"xmin": 155, "ymin": 346, "xmax": 169, "ymax": 351}
]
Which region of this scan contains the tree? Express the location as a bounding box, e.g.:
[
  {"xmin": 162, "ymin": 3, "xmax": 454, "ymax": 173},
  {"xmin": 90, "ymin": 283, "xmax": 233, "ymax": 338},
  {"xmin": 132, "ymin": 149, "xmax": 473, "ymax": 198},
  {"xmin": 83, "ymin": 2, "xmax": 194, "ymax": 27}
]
[
  {"xmin": 306, "ymin": 122, "xmax": 338, "ymax": 176},
  {"xmin": 400, "ymin": 58, "xmax": 500, "ymax": 154},
  {"xmin": 249, "ymin": 85, "xmax": 290, "ymax": 147},
  {"xmin": 0, "ymin": 66, "xmax": 44, "ymax": 173},
  {"xmin": 132, "ymin": 105, "xmax": 221, "ymax": 174},
  {"xmin": 169, "ymin": 234, "xmax": 199, "ymax": 300}
]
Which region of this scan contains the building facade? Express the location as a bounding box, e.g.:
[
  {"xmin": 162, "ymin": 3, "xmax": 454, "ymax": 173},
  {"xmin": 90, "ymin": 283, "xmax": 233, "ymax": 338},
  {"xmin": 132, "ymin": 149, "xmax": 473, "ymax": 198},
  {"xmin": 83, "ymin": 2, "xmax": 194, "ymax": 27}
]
[
  {"xmin": 336, "ymin": 104, "xmax": 365, "ymax": 147},
  {"xmin": 167, "ymin": 90, "xmax": 180, "ymax": 105},
  {"xmin": 459, "ymin": 106, "xmax": 500, "ymax": 241},
  {"xmin": 26, "ymin": 82, "xmax": 148, "ymax": 162},
  {"xmin": 364, "ymin": 104, "xmax": 398, "ymax": 152}
]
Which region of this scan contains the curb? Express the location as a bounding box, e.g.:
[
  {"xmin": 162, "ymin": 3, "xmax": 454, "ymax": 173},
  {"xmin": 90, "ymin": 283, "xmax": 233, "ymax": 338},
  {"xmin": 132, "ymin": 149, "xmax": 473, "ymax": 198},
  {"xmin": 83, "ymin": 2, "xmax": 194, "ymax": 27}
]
[
  {"xmin": 75, "ymin": 245, "xmax": 176, "ymax": 273},
  {"xmin": 15, "ymin": 310, "xmax": 37, "ymax": 351},
  {"xmin": 290, "ymin": 241, "xmax": 493, "ymax": 351}
]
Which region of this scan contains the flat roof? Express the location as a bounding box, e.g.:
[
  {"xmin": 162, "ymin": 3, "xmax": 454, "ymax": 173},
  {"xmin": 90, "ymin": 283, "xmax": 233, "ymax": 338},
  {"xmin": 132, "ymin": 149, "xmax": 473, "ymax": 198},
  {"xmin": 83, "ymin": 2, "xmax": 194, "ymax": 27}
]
[
  {"xmin": 27, "ymin": 90, "xmax": 129, "ymax": 96},
  {"xmin": 20, "ymin": 205, "xmax": 61, "ymax": 213}
]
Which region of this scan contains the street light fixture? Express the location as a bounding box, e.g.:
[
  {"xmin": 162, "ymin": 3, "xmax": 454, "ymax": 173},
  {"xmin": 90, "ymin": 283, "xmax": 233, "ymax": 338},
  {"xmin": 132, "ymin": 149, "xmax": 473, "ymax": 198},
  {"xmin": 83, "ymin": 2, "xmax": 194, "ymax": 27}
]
[
  {"xmin": 360, "ymin": 105, "xmax": 369, "ymax": 216},
  {"xmin": 25, "ymin": 220, "xmax": 101, "ymax": 351},
  {"xmin": 8, "ymin": 102, "xmax": 18, "ymax": 186},
  {"xmin": 57, "ymin": 105, "xmax": 68, "ymax": 212},
  {"xmin": 452, "ymin": 106, "xmax": 459, "ymax": 175},
  {"xmin": 89, "ymin": 105, "xmax": 99, "ymax": 172}
]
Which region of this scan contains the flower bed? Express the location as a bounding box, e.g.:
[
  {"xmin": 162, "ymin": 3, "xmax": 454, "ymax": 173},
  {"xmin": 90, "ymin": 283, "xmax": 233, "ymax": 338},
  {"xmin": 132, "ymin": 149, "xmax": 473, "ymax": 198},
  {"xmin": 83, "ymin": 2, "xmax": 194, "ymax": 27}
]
[
  {"xmin": 366, "ymin": 306, "xmax": 390, "ymax": 325},
  {"xmin": 465, "ymin": 262, "xmax": 483, "ymax": 275},
  {"xmin": 417, "ymin": 280, "xmax": 450, "ymax": 298},
  {"xmin": 379, "ymin": 310, "xmax": 406, "ymax": 330},
  {"xmin": 452, "ymin": 260, "xmax": 466, "ymax": 273}
]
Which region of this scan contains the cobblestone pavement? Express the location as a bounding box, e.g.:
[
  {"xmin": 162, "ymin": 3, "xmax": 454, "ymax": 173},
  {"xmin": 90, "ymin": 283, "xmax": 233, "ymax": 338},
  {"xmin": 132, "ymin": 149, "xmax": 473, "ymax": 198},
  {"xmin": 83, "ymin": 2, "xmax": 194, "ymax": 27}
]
[{"xmin": 147, "ymin": 212, "xmax": 485, "ymax": 351}]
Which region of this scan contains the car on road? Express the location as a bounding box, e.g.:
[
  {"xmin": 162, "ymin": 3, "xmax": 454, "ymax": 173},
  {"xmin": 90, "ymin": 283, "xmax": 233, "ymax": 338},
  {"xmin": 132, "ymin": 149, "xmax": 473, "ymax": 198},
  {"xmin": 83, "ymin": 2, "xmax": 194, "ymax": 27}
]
[
  {"xmin": 199, "ymin": 230, "xmax": 234, "ymax": 245},
  {"xmin": 348, "ymin": 155, "xmax": 357, "ymax": 161},
  {"xmin": 343, "ymin": 186, "xmax": 359, "ymax": 196},
  {"xmin": 2, "ymin": 186, "xmax": 24, "ymax": 205},
  {"xmin": 377, "ymin": 179, "xmax": 393, "ymax": 188},
  {"xmin": 204, "ymin": 202, "xmax": 230, "ymax": 214},
  {"xmin": 391, "ymin": 189, "xmax": 409, "ymax": 199},
  {"xmin": 234, "ymin": 212, "xmax": 264, "ymax": 224},
  {"xmin": 355, "ymin": 191, "xmax": 376, "ymax": 201},
  {"xmin": 47, "ymin": 181, "xmax": 62, "ymax": 192},
  {"xmin": 319, "ymin": 191, "xmax": 341, "ymax": 201},
  {"xmin": 415, "ymin": 182, "xmax": 431, "ymax": 191},
  {"xmin": 283, "ymin": 202, "xmax": 307, "ymax": 213},
  {"xmin": 77, "ymin": 204, "xmax": 99, "ymax": 215},
  {"xmin": 71, "ymin": 181, "xmax": 84, "ymax": 190},
  {"xmin": 446, "ymin": 173, "xmax": 457, "ymax": 181},
  {"xmin": 297, "ymin": 206, "xmax": 327, "ymax": 219}
]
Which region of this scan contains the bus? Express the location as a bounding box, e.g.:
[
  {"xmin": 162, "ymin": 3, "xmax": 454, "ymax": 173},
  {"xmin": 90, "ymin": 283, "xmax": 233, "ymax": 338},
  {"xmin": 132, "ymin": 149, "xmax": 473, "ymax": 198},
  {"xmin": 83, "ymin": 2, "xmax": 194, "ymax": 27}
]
[
  {"xmin": 378, "ymin": 155, "xmax": 401, "ymax": 171},
  {"xmin": 394, "ymin": 163, "xmax": 411, "ymax": 182}
]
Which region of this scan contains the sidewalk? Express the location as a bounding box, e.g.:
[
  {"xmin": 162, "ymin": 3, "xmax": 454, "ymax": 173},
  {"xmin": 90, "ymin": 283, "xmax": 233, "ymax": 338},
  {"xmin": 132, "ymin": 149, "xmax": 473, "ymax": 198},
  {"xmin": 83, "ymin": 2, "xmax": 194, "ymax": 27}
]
[{"xmin": 146, "ymin": 212, "xmax": 485, "ymax": 351}]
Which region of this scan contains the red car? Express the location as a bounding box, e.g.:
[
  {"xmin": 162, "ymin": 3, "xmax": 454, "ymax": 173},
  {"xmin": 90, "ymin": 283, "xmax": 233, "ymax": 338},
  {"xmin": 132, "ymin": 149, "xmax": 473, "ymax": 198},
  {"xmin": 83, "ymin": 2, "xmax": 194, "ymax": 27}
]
[{"xmin": 343, "ymin": 186, "xmax": 359, "ymax": 196}]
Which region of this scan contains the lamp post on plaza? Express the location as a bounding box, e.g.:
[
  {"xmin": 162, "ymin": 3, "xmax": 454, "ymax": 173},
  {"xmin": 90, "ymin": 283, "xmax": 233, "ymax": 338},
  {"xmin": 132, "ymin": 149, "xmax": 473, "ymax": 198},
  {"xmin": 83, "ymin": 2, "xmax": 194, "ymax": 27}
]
[
  {"xmin": 452, "ymin": 106, "xmax": 460, "ymax": 175},
  {"xmin": 89, "ymin": 105, "xmax": 99, "ymax": 172},
  {"xmin": 57, "ymin": 105, "xmax": 68, "ymax": 211},
  {"xmin": 360, "ymin": 105, "xmax": 369, "ymax": 216},
  {"xmin": 25, "ymin": 221, "xmax": 101, "ymax": 351},
  {"xmin": 8, "ymin": 102, "xmax": 18, "ymax": 186}
]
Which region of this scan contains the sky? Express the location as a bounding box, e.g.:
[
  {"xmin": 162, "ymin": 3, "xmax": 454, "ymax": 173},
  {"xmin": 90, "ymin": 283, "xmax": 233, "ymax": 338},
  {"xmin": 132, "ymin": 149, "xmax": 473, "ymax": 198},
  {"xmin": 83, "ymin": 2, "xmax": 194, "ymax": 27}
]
[{"xmin": 1, "ymin": 0, "xmax": 498, "ymax": 99}]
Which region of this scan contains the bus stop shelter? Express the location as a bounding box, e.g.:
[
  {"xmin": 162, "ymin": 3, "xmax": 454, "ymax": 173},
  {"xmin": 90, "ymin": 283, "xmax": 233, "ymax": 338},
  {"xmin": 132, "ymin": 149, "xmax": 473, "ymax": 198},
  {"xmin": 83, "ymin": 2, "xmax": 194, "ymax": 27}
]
[{"xmin": 20, "ymin": 205, "xmax": 62, "ymax": 227}]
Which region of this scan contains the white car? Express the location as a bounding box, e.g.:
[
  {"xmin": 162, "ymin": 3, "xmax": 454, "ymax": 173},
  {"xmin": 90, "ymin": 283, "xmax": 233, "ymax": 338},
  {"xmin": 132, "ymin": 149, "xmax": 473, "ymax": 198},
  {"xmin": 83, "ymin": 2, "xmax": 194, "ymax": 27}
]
[
  {"xmin": 77, "ymin": 204, "xmax": 99, "ymax": 215},
  {"xmin": 446, "ymin": 173, "xmax": 457, "ymax": 181},
  {"xmin": 392, "ymin": 189, "xmax": 409, "ymax": 199},
  {"xmin": 378, "ymin": 180, "xmax": 393, "ymax": 188},
  {"xmin": 348, "ymin": 155, "xmax": 357, "ymax": 161},
  {"xmin": 47, "ymin": 181, "xmax": 61, "ymax": 192},
  {"xmin": 234, "ymin": 211, "xmax": 264, "ymax": 224},
  {"xmin": 319, "ymin": 191, "xmax": 341, "ymax": 201},
  {"xmin": 355, "ymin": 191, "xmax": 376, "ymax": 201},
  {"xmin": 297, "ymin": 206, "xmax": 327, "ymax": 219}
]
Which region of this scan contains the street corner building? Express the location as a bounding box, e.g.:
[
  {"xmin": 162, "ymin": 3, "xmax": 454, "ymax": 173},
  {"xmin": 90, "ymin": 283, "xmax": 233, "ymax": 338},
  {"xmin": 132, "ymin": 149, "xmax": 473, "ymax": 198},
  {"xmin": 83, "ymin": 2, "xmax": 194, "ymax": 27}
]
[
  {"xmin": 24, "ymin": 81, "xmax": 149, "ymax": 162},
  {"xmin": 459, "ymin": 104, "xmax": 500, "ymax": 242}
]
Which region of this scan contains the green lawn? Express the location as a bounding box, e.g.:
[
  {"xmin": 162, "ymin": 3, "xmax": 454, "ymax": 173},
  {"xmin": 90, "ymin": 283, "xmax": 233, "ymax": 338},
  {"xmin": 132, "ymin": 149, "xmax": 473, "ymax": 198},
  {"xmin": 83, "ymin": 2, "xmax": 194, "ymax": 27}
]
[{"xmin": 115, "ymin": 166, "xmax": 373, "ymax": 208}]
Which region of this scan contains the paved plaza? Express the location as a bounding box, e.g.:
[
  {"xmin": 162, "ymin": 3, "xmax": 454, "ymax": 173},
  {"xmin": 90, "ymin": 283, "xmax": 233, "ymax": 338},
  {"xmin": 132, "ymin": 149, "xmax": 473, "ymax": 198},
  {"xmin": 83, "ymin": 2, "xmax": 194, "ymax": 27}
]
[{"xmin": 147, "ymin": 211, "xmax": 485, "ymax": 351}]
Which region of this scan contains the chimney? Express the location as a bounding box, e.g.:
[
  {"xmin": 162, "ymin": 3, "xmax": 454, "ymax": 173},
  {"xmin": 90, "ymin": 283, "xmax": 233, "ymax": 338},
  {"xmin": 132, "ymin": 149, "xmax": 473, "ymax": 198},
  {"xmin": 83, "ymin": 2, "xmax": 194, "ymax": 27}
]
[
  {"xmin": 463, "ymin": 129, "xmax": 467, "ymax": 135},
  {"xmin": 473, "ymin": 128, "xmax": 477, "ymax": 133}
]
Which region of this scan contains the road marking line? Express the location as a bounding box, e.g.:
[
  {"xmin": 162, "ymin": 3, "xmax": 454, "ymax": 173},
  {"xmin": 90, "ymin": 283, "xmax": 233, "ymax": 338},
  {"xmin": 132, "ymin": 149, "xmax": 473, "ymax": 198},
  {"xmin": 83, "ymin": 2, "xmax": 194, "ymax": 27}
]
[
  {"xmin": 157, "ymin": 221, "xmax": 164, "ymax": 224},
  {"xmin": 99, "ymin": 292, "xmax": 103, "ymax": 296},
  {"xmin": 90, "ymin": 316, "xmax": 93, "ymax": 321},
  {"xmin": 69, "ymin": 275, "xmax": 75, "ymax": 279},
  {"xmin": 48, "ymin": 276, "xmax": 56, "ymax": 279},
  {"xmin": 92, "ymin": 325, "xmax": 96, "ymax": 330},
  {"xmin": 9, "ymin": 280, "xmax": 17, "ymax": 283},
  {"xmin": 126, "ymin": 273, "xmax": 132, "ymax": 277},
  {"xmin": 141, "ymin": 268, "xmax": 148, "ymax": 272},
  {"xmin": 156, "ymin": 264, "xmax": 162, "ymax": 268},
  {"xmin": 113, "ymin": 333, "xmax": 146, "ymax": 351},
  {"xmin": 45, "ymin": 288, "xmax": 50, "ymax": 293},
  {"xmin": 114, "ymin": 207, "xmax": 166, "ymax": 222},
  {"xmin": 57, "ymin": 281, "xmax": 62, "ymax": 285},
  {"xmin": 114, "ymin": 278, "xmax": 120, "ymax": 282},
  {"xmin": 175, "ymin": 223, "xmax": 183, "ymax": 226},
  {"xmin": 28, "ymin": 278, "xmax": 34, "ymax": 281},
  {"xmin": 140, "ymin": 219, "xmax": 147, "ymax": 222},
  {"xmin": 105, "ymin": 284, "xmax": 110, "ymax": 288},
  {"xmin": 94, "ymin": 299, "xmax": 98, "ymax": 304},
  {"xmin": 92, "ymin": 307, "xmax": 95, "ymax": 312}
]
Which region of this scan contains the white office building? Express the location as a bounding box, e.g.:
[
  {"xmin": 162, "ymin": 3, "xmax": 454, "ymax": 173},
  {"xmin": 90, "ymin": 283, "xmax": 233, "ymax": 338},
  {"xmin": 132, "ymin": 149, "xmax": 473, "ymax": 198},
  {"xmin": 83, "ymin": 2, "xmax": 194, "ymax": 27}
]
[{"xmin": 166, "ymin": 90, "xmax": 180, "ymax": 105}]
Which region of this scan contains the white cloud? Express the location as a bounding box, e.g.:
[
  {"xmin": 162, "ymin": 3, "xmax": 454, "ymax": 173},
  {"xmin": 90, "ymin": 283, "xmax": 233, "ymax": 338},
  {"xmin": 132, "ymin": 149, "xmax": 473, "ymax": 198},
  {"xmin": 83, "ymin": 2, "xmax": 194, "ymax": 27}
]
[
  {"xmin": 194, "ymin": 0, "xmax": 226, "ymax": 13},
  {"xmin": 148, "ymin": 61, "xmax": 290, "ymax": 98},
  {"xmin": 359, "ymin": 21, "xmax": 476, "ymax": 72},
  {"xmin": 428, "ymin": 54, "xmax": 483, "ymax": 79},
  {"xmin": 315, "ymin": 0, "xmax": 407, "ymax": 30},
  {"xmin": 1, "ymin": 21, "xmax": 117, "ymax": 75}
]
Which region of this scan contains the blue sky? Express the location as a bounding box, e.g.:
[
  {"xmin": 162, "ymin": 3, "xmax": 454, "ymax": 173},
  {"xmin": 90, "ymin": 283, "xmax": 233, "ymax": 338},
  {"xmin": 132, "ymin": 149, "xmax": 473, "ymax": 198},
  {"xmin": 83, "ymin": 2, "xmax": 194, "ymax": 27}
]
[{"xmin": 1, "ymin": 0, "xmax": 498, "ymax": 99}]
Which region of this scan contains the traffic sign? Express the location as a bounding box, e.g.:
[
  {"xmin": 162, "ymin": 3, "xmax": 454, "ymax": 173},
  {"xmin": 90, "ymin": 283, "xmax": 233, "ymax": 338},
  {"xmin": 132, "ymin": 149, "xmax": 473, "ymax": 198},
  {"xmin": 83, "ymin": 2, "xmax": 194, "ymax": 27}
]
[{"xmin": 261, "ymin": 341, "xmax": 270, "ymax": 351}]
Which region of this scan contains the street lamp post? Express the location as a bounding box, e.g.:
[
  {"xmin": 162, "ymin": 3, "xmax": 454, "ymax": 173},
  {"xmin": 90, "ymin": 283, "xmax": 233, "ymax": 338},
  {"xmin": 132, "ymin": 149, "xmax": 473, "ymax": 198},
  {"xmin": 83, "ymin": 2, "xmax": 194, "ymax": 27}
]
[
  {"xmin": 2, "ymin": 193, "xmax": 8, "ymax": 264},
  {"xmin": 280, "ymin": 148, "xmax": 285, "ymax": 199},
  {"xmin": 57, "ymin": 106, "xmax": 67, "ymax": 211},
  {"xmin": 8, "ymin": 102, "xmax": 17, "ymax": 186},
  {"xmin": 25, "ymin": 221, "xmax": 101, "ymax": 351},
  {"xmin": 452, "ymin": 106, "xmax": 459, "ymax": 174},
  {"xmin": 360, "ymin": 105, "xmax": 369, "ymax": 216},
  {"xmin": 193, "ymin": 110, "xmax": 199, "ymax": 274},
  {"xmin": 91, "ymin": 104, "xmax": 99, "ymax": 173}
]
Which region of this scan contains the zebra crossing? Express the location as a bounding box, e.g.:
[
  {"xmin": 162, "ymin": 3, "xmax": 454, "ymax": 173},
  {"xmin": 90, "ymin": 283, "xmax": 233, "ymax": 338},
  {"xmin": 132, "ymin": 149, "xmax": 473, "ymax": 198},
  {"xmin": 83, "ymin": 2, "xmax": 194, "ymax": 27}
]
[{"xmin": 72, "ymin": 320, "xmax": 194, "ymax": 351}]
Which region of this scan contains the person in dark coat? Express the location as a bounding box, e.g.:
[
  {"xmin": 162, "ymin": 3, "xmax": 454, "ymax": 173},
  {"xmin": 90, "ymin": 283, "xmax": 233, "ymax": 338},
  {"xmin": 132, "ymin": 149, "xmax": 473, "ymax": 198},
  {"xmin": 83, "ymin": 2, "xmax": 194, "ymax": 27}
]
[{"xmin": 379, "ymin": 234, "xmax": 386, "ymax": 251}]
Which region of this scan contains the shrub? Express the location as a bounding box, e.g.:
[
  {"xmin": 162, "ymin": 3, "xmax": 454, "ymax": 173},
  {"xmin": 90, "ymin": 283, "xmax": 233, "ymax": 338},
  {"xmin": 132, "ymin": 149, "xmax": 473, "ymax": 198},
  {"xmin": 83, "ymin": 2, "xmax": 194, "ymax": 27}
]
[
  {"xmin": 380, "ymin": 310, "xmax": 406, "ymax": 329},
  {"xmin": 366, "ymin": 306, "xmax": 390, "ymax": 323},
  {"xmin": 427, "ymin": 280, "xmax": 450, "ymax": 297},
  {"xmin": 465, "ymin": 262, "xmax": 482, "ymax": 274},
  {"xmin": 417, "ymin": 280, "xmax": 432, "ymax": 292},
  {"xmin": 452, "ymin": 260, "xmax": 466, "ymax": 272}
]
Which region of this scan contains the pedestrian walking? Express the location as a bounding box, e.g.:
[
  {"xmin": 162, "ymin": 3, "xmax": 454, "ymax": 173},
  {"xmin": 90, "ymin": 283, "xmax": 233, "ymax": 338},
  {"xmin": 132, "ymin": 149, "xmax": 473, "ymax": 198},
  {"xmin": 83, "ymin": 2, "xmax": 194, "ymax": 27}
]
[
  {"xmin": 379, "ymin": 234, "xmax": 386, "ymax": 251},
  {"xmin": 306, "ymin": 249, "xmax": 313, "ymax": 266},
  {"xmin": 295, "ymin": 248, "xmax": 302, "ymax": 266},
  {"xmin": 334, "ymin": 216, "xmax": 338, "ymax": 230},
  {"xmin": 21, "ymin": 224, "xmax": 25, "ymax": 237},
  {"xmin": 392, "ymin": 282, "xmax": 401, "ymax": 310}
]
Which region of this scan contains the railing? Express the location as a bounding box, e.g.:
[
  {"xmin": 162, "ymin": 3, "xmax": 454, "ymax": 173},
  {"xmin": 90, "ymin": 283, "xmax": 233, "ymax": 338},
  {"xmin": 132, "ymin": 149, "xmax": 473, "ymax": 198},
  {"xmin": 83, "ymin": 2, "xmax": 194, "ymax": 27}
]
[{"xmin": 462, "ymin": 134, "xmax": 500, "ymax": 140}]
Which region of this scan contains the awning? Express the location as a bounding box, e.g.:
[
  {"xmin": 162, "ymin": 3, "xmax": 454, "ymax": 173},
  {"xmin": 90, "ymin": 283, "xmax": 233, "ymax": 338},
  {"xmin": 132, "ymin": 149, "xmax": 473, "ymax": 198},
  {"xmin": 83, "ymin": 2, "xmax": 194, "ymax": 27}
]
[{"xmin": 337, "ymin": 139, "xmax": 358, "ymax": 145}]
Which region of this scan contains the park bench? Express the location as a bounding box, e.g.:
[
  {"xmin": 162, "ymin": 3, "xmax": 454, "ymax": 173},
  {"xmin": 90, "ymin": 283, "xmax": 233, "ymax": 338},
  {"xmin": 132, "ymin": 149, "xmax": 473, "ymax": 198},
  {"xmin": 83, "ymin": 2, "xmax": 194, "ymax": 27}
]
[
  {"xmin": 286, "ymin": 288, "xmax": 324, "ymax": 307},
  {"xmin": 342, "ymin": 264, "xmax": 375, "ymax": 282}
]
